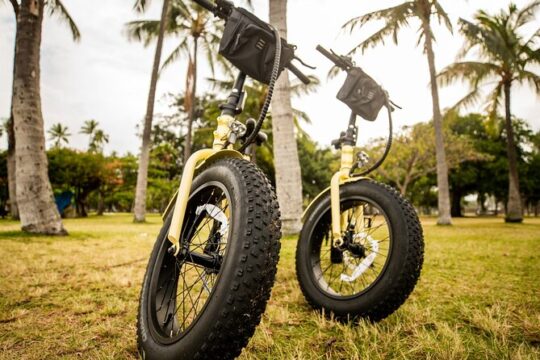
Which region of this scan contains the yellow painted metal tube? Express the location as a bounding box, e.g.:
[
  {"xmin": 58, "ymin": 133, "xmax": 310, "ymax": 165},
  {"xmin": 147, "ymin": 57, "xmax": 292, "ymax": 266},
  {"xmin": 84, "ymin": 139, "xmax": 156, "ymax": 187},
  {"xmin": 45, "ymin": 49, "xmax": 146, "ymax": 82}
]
[
  {"xmin": 331, "ymin": 171, "xmax": 345, "ymax": 239},
  {"xmin": 330, "ymin": 145, "xmax": 355, "ymax": 242},
  {"xmin": 167, "ymin": 149, "xmax": 216, "ymax": 255}
]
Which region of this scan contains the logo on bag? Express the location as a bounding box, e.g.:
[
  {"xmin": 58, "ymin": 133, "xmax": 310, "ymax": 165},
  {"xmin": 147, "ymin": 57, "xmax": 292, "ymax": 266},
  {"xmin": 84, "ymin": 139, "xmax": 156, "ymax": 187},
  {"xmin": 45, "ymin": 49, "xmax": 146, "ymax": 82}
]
[{"xmin": 255, "ymin": 38, "xmax": 266, "ymax": 51}]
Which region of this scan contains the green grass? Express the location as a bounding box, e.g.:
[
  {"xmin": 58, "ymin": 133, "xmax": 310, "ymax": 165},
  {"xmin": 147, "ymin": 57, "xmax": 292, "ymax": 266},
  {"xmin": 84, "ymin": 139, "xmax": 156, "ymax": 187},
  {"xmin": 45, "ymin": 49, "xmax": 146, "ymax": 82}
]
[{"xmin": 0, "ymin": 215, "xmax": 539, "ymax": 359}]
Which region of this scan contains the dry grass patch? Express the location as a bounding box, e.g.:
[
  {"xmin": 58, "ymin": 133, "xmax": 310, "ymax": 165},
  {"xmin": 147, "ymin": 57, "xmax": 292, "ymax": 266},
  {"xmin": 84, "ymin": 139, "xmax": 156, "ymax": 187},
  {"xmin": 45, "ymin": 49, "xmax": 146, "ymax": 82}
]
[{"xmin": 0, "ymin": 215, "xmax": 539, "ymax": 359}]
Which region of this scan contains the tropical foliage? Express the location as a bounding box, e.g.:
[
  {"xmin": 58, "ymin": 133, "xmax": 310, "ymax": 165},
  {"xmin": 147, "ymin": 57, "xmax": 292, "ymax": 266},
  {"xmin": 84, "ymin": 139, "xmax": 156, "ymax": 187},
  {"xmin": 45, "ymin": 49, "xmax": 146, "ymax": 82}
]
[
  {"xmin": 437, "ymin": 0, "xmax": 540, "ymax": 222},
  {"xmin": 343, "ymin": 0, "xmax": 454, "ymax": 225}
]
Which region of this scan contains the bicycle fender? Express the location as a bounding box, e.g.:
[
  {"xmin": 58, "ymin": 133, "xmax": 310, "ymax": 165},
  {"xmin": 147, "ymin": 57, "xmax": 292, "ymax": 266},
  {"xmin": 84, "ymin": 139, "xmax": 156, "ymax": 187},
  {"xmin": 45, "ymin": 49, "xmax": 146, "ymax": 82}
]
[
  {"xmin": 161, "ymin": 149, "xmax": 245, "ymax": 221},
  {"xmin": 302, "ymin": 176, "xmax": 368, "ymax": 223}
]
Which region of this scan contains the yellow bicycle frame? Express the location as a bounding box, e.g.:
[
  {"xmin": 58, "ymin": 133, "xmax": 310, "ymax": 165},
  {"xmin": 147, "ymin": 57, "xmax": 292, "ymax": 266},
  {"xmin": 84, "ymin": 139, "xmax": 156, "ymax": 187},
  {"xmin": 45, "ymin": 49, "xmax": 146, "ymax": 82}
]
[
  {"xmin": 303, "ymin": 144, "xmax": 366, "ymax": 246},
  {"xmin": 164, "ymin": 114, "xmax": 246, "ymax": 256}
]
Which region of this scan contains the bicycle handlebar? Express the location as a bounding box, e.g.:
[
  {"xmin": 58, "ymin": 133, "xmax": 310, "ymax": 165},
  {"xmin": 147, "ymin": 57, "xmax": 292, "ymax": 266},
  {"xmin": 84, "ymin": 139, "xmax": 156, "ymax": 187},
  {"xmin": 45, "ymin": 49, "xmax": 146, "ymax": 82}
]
[
  {"xmin": 192, "ymin": 0, "xmax": 311, "ymax": 84},
  {"xmin": 192, "ymin": 0, "xmax": 216, "ymax": 12},
  {"xmin": 287, "ymin": 63, "xmax": 311, "ymax": 85},
  {"xmin": 316, "ymin": 45, "xmax": 353, "ymax": 71},
  {"xmin": 192, "ymin": 0, "xmax": 232, "ymax": 19}
]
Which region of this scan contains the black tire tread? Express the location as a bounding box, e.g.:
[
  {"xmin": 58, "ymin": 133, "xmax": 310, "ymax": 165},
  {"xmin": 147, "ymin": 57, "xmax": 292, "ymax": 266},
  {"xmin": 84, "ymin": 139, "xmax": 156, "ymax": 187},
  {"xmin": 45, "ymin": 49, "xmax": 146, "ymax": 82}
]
[
  {"xmin": 137, "ymin": 158, "xmax": 281, "ymax": 359},
  {"xmin": 296, "ymin": 179, "xmax": 424, "ymax": 322}
]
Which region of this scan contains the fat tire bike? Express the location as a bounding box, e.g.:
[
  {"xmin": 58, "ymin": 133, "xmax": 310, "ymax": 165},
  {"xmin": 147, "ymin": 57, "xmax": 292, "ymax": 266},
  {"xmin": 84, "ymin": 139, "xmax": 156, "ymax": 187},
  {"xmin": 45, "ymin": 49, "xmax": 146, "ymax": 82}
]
[
  {"xmin": 295, "ymin": 47, "xmax": 425, "ymax": 322},
  {"xmin": 136, "ymin": 0, "xmax": 311, "ymax": 359}
]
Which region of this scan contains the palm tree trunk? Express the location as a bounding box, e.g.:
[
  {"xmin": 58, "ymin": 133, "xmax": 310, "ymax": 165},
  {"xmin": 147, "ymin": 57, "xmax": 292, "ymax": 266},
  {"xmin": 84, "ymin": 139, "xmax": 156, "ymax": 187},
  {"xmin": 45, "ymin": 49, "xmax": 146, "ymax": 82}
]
[
  {"xmin": 269, "ymin": 0, "xmax": 303, "ymax": 235},
  {"xmin": 11, "ymin": 0, "xmax": 66, "ymax": 235},
  {"xmin": 7, "ymin": 6, "xmax": 19, "ymax": 219},
  {"xmin": 133, "ymin": 0, "xmax": 170, "ymax": 223},
  {"xmin": 97, "ymin": 189, "xmax": 105, "ymax": 216},
  {"xmin": 183, "ymin": 37, "xmax": 198, "ymax": 165},
  {"xmin": 422, "ymin": 16, "xmax": 452, "ymax": 225},
  {"xmin": 503, "ymin": 81, "xmax": 523, "ymax": 222},
  {"xmin": 7, "ymin": 114, "xmax": 18, "ymax": 219},
  {"xmin": 451, "ymin": 189, "xmax": 463, "ymax": 217}
]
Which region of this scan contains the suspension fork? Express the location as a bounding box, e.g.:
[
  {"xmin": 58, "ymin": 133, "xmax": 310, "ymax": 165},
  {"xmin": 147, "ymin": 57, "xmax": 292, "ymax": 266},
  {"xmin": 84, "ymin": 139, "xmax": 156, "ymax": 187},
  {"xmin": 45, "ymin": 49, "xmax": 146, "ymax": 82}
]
[
  {"xmin": 330, "ymin": 112, "xmax": 364, "ymax": 246},
  {"xmin": 166, "ymin": 72, "xmax": 247, "ymax": 256},
  {"xmin": 331, "ymin": 145, "xmax": 354, "ymax": 247}
]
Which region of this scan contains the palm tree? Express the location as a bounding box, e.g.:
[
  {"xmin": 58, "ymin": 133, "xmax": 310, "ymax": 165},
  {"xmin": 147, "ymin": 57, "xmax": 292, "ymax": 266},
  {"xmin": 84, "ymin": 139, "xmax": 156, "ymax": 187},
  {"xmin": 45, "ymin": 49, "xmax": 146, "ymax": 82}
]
[
  {"xmin": 5, "ymin": 115, "xmax": 18, "ymax": 219},
  {"xmin": 80, "ymin": 119, "xmax": 109, "ymax": 152},
  {"xmin": 7, "ymin": 0, "xmax": 79, "ymax": 234},
  {"xmin": 48, "ymin": 123, "xmax": 71, "ymax": 148},
  {"xmin": 343, "ymin": 0, "xmax": 453, "ymax": 225},
  {"xmin": 80, "ymin": 119, "xmax": 98, "ymax": 140},
  {"xmin": 130, "ymin": 0, "xmax": 171, "ymax": 223},
  {"xmin": 125, "ymin": 0, "xmax": 224, "ymax": 165},
  {"xmin": 91, "ymin": 129, "xmax": 110, "ymax": 153},
  {"xmin": 269, "ymin": 0, "xmax": 304, "ymax": 234},
  {"xmin": 437, "ymin": 1, "xmax": 540, "ymax": 223}
]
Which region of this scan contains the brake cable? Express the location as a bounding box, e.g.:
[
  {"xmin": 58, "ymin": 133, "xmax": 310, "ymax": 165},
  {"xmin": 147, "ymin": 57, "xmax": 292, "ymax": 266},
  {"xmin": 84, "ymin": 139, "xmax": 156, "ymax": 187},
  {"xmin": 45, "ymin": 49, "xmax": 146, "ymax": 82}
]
[
  {"xmin": 351, "ymin": 100, "xmax": 396, "ymax": 177},
  {"xmin": 238, "ymin": 26, "xmax": 282, "ymax": 153}
]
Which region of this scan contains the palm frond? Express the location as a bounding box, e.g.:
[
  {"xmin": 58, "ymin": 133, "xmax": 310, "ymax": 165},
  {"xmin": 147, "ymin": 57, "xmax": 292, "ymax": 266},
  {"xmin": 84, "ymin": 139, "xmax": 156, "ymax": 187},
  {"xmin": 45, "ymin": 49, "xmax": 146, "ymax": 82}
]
[
  {"xmin": 124, "ymin": 20, "xmax": 162, "ymax": 46},
  {"xmin": 293, "ymin": 109, "xmax": 311, "ymax": 125},
  {"xmin": 206, "ymin": 77, "xmax": 234, "ymax": 92},
  {"xmin": 133, "ymin": 0, "xmax": 150, "ymax": 13},
  {"xmin": 432, "ymin": 1, "xmax": 453, "ymax": 33},
  {"xmin": 484, "ymin": 82, "xmax": 503, "ymax": 121},
  {"xmin": 450, "ymin": 88, "xmax": 484, "ymax": 112},
  {"xmin": 342, "ymin": 2, "xmax": 413, "ymax": 34},
  {"xmin": 45, "ymin": 0, "xmax": 81, "ymax": 41},
  {"xmin": 437, "ymin": 61, "xmax": 499, "ymax": 88},
  {"xmin": 348, "ymin": 23, "xmax": 398, "ymax": 56},
  {"xmin": 515, "ymin": 0, "xmax": 540, "ymax": 28},
  {"xmin": 290, "ymin": 75, "xmax": 320, "ymax": 97},
  {"xmin": 327, "ymin": 65, "xmax": 342, "ymax": 80},
  {"xmin": 347, "ymin": 4, "xmax": 413, "ymax": 56},
  {"xmin": 160, "ymin": 37, "xmax": 189, "ymax": 71},
  {"xmin": 518, "ymin": 70, "xmax": 540, "ymax": 93}
]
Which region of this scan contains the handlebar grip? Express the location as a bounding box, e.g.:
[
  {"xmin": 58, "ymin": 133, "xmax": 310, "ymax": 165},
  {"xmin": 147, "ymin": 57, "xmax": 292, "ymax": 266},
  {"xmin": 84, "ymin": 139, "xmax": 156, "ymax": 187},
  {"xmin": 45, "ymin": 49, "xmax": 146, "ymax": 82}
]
[
  {"xmin": 287, "ymin": 63, "xmax": 311, "ymax": 85},
  {"xmin": 192, "ymin": 0, "xmax": 217, "ymax": 12},
  {"xmin": 316, "ymin": 45, "xmax": 346, "ymax": 69}
]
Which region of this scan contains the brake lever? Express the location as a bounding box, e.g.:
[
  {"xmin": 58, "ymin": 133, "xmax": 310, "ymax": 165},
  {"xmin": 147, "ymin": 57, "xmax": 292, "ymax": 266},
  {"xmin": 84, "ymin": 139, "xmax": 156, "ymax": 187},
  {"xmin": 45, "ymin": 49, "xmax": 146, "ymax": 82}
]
[{"xmin": 293, "ymin": 56, "xmax": 316, "ymax": 70}]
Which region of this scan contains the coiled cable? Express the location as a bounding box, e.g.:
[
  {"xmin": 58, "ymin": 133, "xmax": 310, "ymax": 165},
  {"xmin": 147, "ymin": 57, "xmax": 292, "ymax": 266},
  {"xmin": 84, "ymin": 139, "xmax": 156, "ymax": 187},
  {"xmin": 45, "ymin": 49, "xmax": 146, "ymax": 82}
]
[{"xmin": 238, "ymin": 26, "xmax": 282, "ymax": 152}]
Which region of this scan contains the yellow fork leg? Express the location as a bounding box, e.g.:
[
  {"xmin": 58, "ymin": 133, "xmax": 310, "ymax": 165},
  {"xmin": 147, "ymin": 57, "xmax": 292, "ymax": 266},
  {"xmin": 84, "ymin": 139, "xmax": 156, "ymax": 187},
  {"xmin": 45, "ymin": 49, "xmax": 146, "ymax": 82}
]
[
  {"xmin": 167, "ymin": 149, "xmax": 216, "ymax": 255},
  {"xmin": 331, "ymin": 144, "xmax": 355, "ymax": 246}
]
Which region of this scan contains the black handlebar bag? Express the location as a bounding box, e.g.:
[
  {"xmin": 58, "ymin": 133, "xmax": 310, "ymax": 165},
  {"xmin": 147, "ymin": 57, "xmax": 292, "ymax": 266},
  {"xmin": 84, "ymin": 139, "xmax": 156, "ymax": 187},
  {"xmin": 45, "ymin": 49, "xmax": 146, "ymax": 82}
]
[
  {"xmin": 337, "ymin": 67, "xmax": 387, "ymax": 121},
  {"xmin": 219, "ymin": 7, "xmax": 295, "ymax": 84}
]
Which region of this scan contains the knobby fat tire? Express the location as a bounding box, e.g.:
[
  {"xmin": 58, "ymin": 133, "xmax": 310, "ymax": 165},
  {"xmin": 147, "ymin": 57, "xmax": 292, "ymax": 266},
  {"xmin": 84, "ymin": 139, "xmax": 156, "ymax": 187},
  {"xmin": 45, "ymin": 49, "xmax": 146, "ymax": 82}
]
[{"xmin": 137, "ymin": 158, "xmax": 281, "ymax": 360}]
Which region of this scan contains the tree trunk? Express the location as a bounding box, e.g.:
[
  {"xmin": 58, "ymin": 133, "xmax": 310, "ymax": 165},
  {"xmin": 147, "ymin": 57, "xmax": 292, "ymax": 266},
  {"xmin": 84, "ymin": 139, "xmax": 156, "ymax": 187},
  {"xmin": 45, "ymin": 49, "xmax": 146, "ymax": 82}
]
[
  {"xmin": 183, "ymin": 37, "xmax": 198, "ymax": 165},
  {"xmin": 477, "ymin": 192, "xmax": 486, "ymax": 215},
  {"xmin": 422, "ymin": 16, "xmax": 452, "ymax": 225},
  {"xmin": 133, "ymin": 0, "xmax": 170, "ymax": 223},
  {"xmin": 7, "ymin": 114, "xmax": 19, "ymax": 219},
  {"xmin": 97, "ymin": 190, "xmax": 105, "ymax": 216},
  {"xmin": 503, "ymin": 81, "xmax": 523, "ymax": 222},
  {"xmin": 12, "ymin": 0, "xmax": 66, "ymax": 235},
  {"xmin": 269, "ymin": 0, "xmax": 303, "ymax": 234},
  {"xmin": 7, "ymin": 4, "xmax": 19, "ymax": 220},
  {"xmin": 451, "ymin": 189, "xmax": 463, "ymax": 217}
]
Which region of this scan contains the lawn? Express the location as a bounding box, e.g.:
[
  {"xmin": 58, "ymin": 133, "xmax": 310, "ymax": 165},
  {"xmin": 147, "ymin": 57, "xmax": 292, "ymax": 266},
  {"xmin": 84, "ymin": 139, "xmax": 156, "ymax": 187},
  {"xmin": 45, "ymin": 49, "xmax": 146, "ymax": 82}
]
[{"xmin": 0, "ymin": 214, "xmax": 539, "ymax": 359}]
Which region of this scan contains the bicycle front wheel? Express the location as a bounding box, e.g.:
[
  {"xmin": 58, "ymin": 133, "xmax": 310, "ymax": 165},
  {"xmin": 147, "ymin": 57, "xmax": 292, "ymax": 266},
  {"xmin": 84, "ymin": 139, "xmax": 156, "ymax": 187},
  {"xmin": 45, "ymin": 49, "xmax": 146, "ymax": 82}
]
[
  {"xmin": 296, "ymin": 180, "xmax": 424, "ymax": 322},
  {"xmin": 137, "ymin": 158, "xmax": 281, "ymax": 360}
]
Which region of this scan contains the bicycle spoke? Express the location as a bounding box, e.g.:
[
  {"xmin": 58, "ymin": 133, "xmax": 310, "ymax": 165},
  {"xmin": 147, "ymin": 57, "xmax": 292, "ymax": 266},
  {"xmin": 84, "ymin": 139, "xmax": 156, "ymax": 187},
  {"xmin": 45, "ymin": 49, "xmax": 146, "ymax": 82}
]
[
  {"xmin": 151, "ymin": 185, "xmax": 232, "ymax": 340},
  {"xmin": 312, "ymin": 199, "xmax": 392, "ymax": 297}
]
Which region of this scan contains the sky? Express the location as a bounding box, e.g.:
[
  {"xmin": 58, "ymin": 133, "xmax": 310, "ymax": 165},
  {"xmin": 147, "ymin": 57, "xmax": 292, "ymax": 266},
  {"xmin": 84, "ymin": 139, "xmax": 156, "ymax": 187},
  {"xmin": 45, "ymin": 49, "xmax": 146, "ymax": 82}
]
[{"xmin": 0, "ymin": 0, "xmax": 539, "ymax": 154}]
